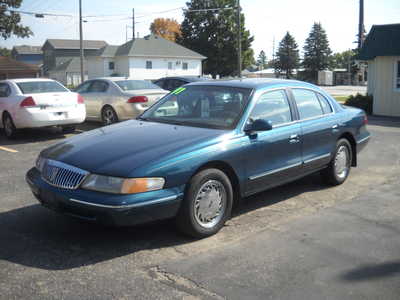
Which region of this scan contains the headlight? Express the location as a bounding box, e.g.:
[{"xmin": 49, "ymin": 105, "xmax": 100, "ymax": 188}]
[
  {"xmin": 81, "ymin": 174, "xmax": 165, "ymax": 194},
  {"xmin": 36, "ymin": 156, "xmax": 46, "ymax": 172}
]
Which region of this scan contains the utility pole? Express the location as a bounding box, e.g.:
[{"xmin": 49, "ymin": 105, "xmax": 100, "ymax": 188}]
[
  {"xmin": 132, "ymin": 8, "xmax": 135, "ymax": 40},
  {"xmin": 236, "ymin": 0, "xmax": 241, "ymax": 78},
  {"xmin": 358, "ymin": 0, "xmax": 365, "ymax": 49},
  {"xmin": 79, "ymin": 0, "xmax": 84, "ymax": 83}
]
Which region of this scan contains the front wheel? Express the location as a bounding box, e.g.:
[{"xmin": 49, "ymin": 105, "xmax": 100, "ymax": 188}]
[
  {"xmin": 321, "ymin": 138, "xmax": 352, "ymax": 185},
  {"xmin": 2, "ymin": 113, "xmax": 17, "ymax": 139},
  {"xmin": 101, "ymin": 106, "xmax": 118, "ymax": 125},
  {"xmin": 176, "ymin": 168, "xmax": 233, "ymax": 238}
]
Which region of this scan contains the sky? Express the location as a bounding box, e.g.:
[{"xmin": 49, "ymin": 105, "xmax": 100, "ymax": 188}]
[{"xmin": 1, "ymin": 0, "xmax": 399, "ymax": 59}]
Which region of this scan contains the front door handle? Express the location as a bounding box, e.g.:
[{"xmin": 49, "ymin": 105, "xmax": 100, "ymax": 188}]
[{"xmin": 289, "ymin": 134, "xmax": 300, "ymax": 143}]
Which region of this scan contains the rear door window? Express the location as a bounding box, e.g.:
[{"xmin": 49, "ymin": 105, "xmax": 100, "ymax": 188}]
[
  {"xmin": 75, "ymin": 81, "xmax": 92, "ymax": 93},
  {"xmin": 292, "ymin": 89, "xmax": 324, "ymax": 120},
  {"xmin": 89, "ymin": 80, "xmax": 108, "ymax": 93}
]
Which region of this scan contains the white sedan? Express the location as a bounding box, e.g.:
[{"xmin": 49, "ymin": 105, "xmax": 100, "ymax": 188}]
[
  {"xmin": 75, "ymin": 78, "xmax": 169, "ymax": 125},
  {"xmin": 0, "ymin": 78, "xmax": 86, "ymax": 139}
]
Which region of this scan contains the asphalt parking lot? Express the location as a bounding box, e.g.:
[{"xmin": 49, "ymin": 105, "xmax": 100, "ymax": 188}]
[{"xmin": 1, "ymin": 116, "xmax": 399, "ymax": 299}]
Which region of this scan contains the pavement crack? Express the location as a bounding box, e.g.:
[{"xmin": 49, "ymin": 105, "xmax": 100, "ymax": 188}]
[{"xmin": 148, "ymin": 266, "xmax": 225, "ymax": 300}]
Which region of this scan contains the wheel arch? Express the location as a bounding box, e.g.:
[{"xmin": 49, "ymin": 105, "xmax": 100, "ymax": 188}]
[
  {"xmin": 192, "ymin": 160, "xmax": 242, "ymax": 207},
  {"xmin": 339, "ymin": 132, "xmax": 357, "ymax": 167}
]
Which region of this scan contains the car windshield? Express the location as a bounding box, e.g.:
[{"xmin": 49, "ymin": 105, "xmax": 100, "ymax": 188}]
[
  {"xmin": 140, "ymin": 85, "xmax": 252, "ymax": 129},
  {"xmin": 115, "ymin": 80, "xmax": 160, "ymax": 91},
  {"xmin": 16, "ymin": 81, "xmax": 68, "ymax": 94}
]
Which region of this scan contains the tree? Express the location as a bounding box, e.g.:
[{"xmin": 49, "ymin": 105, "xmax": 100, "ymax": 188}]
[
  {"xmin": 302, "ymin": 22, "xmax": 332, "ymax": 81},
  {"xmin": 0, "ymin": 47, "xmax": 11, "ymax": 57},
  {"xmin": 177, "ymin": 0, "xmax": 254, "ymax": 77},
  {"xmin": 1, "ymin": 0, "xmax": 33, "ymax": 40},
  {"xmin": 150, "ymin": 18, "xmax": 182, "ymax": 42},
  {"xmin": 329, "ymin": 50, "xmax": 355, "ymax": 69},
  {"xmin": 256, "ymin": 50, "xmax": 267, "ymax": 70},
  {"xmin": 274, "ymin": 32, "xmax": 300, "ymax": 79}
]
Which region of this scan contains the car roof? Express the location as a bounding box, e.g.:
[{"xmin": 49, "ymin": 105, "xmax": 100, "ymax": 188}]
[
  {"xmin": 186, "ymin": 78, "xmax": 320, "ymax": 91},
  {"xmin": 1, "ymin": 78, "xmax": 57, "ymax": 83},
  {"xmin": 157, "ymin": 76, "xmax": 211, "ymax": 82},
  {"xmin": 92, "ymin": 77, "xmax": 151, "ymax": 82}
]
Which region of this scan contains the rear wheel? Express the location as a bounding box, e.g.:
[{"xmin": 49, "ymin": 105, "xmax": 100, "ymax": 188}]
[
  {"xmin": 101, "ymin": 106, "xmax": 118, "ymax": 125},
  {"xmin": 322, "ymin": 138, "xmax": 352, "ymax": 185},
  {"xmin": 2, "ymin": 113, "xmax": 17, "ymax": 139},
  {"xmin": 176, "ymin": 168, "xmax": 233, "ymax": 238}
]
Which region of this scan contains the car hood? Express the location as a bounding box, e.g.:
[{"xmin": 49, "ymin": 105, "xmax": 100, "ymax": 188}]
[{"xmin": 41, "ymin": 120, "xmax": 227, "ymax": 177}]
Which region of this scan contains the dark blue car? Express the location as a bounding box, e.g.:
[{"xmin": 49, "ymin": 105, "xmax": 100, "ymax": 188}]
[{"xmin": 26, "ymin": 79, "xmax": 370, "ymax": 237}]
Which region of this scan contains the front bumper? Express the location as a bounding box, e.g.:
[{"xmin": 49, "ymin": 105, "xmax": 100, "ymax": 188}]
[{"xmin": 26, "ymin": 167, "xmax": 183, "ymax": 226}]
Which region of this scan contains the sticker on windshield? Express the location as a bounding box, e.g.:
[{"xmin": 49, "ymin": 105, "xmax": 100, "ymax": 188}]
[{"xmin": 172, "ymin": 87, "xmax": 186, "ymax": 95}]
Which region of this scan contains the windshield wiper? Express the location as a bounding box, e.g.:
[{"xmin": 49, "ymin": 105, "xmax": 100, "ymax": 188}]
[{"xmin": 136, "ymin": 116, "xmax": 149, "ymax": 121}]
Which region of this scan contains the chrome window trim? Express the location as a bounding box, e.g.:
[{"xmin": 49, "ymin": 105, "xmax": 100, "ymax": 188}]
[
  {"xmin": 303, "ymin": 153, "xmax": 331, "ymax": 164},
  {"xmin": 69, "ymin": 194, "xmax": 180, "ymax": 209},
  {"xmin": 249, "ymin": 162, "xmax": 302, "ymax": 180}
]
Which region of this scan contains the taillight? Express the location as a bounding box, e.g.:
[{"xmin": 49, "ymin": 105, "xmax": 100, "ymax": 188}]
[
  {"xmin": 20, "ymin": 96, "xmax": 36, "ymax": 107},
  {"xmin": 363, "ymin": 114, "xmax": 368, "ymax": 125},
  {"xmin": 77, "ymin": 94, "xmax": 84, "ymax": 104},
  {"xmin": 127, "ymin": 96, "xmax": 148, "ymax": 103}
]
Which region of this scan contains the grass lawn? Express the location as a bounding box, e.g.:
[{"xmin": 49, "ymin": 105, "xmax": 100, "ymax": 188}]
[{"xmin": 333, "ymin": 95, "xmax": 349, "ymax": 103}]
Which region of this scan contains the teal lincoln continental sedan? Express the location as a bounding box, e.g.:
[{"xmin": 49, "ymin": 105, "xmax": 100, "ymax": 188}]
[{"xmin": 26, "ymin": 79, "xmax": 370, "ymax": 238}]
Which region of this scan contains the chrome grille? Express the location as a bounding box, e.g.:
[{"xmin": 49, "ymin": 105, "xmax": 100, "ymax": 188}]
[{"xmin": 41, "ymin": 159, "xmax": 89, "ymax": 189}]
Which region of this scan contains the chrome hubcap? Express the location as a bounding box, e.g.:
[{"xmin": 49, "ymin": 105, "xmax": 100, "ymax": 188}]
[
  {"xmin": 334, "ymin": 145, "xmax": 350, "ymax": 179},
  {"xmin": 194, "ymin": 180, "xmax": 226, "ymax": 228},
  {"xmin": 103, "ymin": 108, "xmax": 116, "ymax": 125}
]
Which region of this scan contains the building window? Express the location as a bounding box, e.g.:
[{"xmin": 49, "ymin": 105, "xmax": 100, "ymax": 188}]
[
  {"xmin": 146, "ymin": 61, "xmax": 152, "ymax": 69},
  {"xmin": 182, "ymin": 62, "xmax": 188, "ymax": 70},
  {"xmin": 168, "ymin": 62, "xmax": 172, "ymax": 70},
  {"xmin": 396, "ymin": 61, "xmax": 400, "ymax": 90},
  {"xmin": 109, "ymin": 62, "xmax": 115, "ymax": 70}
]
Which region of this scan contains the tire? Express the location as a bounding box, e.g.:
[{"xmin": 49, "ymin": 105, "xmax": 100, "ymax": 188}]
[
  {"xmin": 2, "ymin": 113, "xmax": 17, "ymax": 139},
  {"xmin": 322, "ymin": 138, "xmax": 352, "ymax": 186},
  {"xmin": 101, "ymin": 106, "xmax": 118, "ymax": 125},
  {"xmin": 176, "ymin": 168, "xmax": 233, "ymax": 238},
  {"xmin": 61, "ymin": 125, "xmax": 76, "ymax": 134}
]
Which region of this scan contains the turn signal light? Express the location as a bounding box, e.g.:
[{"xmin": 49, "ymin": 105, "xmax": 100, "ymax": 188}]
[
  {"xmin": 77, "ymin": 94, "xmax": 84, "ymax": 104},
  {"xmin": 20, "ymin": 96, "xmax": 36, "ymax": 107},
  {"xmin": 127, "ymin": 96, "xmax": 148, "ymax": 103}
]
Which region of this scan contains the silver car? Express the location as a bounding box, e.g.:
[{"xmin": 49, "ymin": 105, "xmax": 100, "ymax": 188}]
[{"xmin": 75, "ymin": 77, "xmax": 169, "ymax": 125}]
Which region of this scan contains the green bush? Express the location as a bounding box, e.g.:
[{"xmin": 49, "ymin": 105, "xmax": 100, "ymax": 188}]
[{"xmin": 344, "ymin": 93, "xmax": 373, "ymax": 115}]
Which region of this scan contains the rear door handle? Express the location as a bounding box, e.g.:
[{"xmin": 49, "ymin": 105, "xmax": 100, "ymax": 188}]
[
  {"xmin": 332, "ymin": 124, "xmax": 339, "ymax": 129},
  {"xmin": 289, "ymin": 134, "xmax": 300, "ymax": 143}
]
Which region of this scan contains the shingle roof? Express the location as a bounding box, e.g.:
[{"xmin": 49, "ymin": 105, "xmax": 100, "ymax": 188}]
[
  {"xmin": 0, "ymin": 56, "xmax": 40, "ymax": 71},
  {"xmin": 113, "ymin": 35, "xmax": 206, "ymax": 59},
  {"xmin": 44, "ymin": 39, "xmax": 107, "ymax": 50},
  {"xmin": 96, "ymin": 45, "xmax": 119, "ymax": 57},
  {"xmin": 12, "ymin": 45, "xmax": 43, "ymax": 55},
  {"xmin": 50, "ymin": 58, "xmax": 87, "ymax": 72},
  {"xmin": 357, "ymin": 23, "xmax": 400, "ymax": 60}
]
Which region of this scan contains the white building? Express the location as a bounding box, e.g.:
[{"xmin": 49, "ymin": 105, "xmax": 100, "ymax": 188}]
[
  {"xmin": 358, "ymin": 23, "xmax": 400, "ymax": 117},
  {"xmin": 87, "ymin": 35, "xmax": 206, "ymax": 80}
]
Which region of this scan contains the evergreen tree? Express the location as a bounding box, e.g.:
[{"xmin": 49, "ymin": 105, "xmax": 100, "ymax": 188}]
[
  {"xmin": 302, "ymin": 22, "xmax": 332, "ymax": 81},
  {"xmin": 256, "ymin": 50, "xmax": 267, "ymax": 70},
  {"xmin": 1, "ymin": 0, "xmax": 32, "ymax": 39},
  {"xmin": 177, "ymin": 0, "xmax": 254, "ymax": 77},
  {"xmin": 274, "ymin": 32, "xmax": 300, "ymax": 78}
]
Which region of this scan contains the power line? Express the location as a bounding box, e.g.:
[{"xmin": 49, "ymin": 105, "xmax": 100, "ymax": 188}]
[{"xmin": 4, "ymin": 9, "xmax": 73, "ymax": 18}]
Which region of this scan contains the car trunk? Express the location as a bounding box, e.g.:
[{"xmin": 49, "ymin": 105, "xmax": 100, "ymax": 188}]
[
  {"xmin": 123, "ymin": 89, "xmax": 168, "ymax": 106},
  {"xmin": 24, "ymin": 92, "xmax": 77, "ymax": 109}
]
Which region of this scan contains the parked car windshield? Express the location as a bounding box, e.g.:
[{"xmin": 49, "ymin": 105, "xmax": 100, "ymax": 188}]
[
  {"xmin": 115, "ymin": 80, "xmax": 161, "ymax": 91},
  {"xmin": 140, "ymin": 85, "xmax": 252, "ymax": 129},
  {"xmin": 16, "ymin": 81, "xmax": 68, "ymax": 94}
]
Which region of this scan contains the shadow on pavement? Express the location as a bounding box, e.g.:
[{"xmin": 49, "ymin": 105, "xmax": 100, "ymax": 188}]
[
  {"xmin": 368, "ymin": 116, "xmax": 400, "ymax": 128},
  {"xmin": 0, "ymin": 122, "xmax": 101, "ymax": 146},
  {"xmin": 0, "ymin": 174, "xmax": 329, "ymax": 271},
  {"xmin": 340, "ymin": 261, "xmax": 400, "ymax": 281}
]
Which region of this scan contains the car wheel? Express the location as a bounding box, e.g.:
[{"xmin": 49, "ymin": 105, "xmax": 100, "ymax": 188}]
[
  {"xmin": 322, "ymin": 138, "xmax": 352, "ymax": 185},
  {"xmin": 61, "ymin": 125, "xmax": 76, "ymax": 134},
  {"xmin": 2, "ymin": 113, "xmax": 17, "ymax": 139},
  {"xmin": 101, "ymin": 106, "xmax": 118, "ymax": 125},
  {"xmin": 176, "ymin": 168, "xmax": 233, "ymax": 238}
]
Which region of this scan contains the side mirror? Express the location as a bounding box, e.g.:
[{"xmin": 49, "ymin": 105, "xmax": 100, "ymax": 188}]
[{"xmin": 244, "ymin": 119, "xmax": 273, "ymax": 134}]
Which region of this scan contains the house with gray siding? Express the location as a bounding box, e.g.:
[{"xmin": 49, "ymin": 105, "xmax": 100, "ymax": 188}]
[
  {"xmin": 42, "ymin": 39, "xmax": 107, "ymax": 85},
  {"xmin": 11, "ymin": 45, "xmax": 43, "ymax": 66}
]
